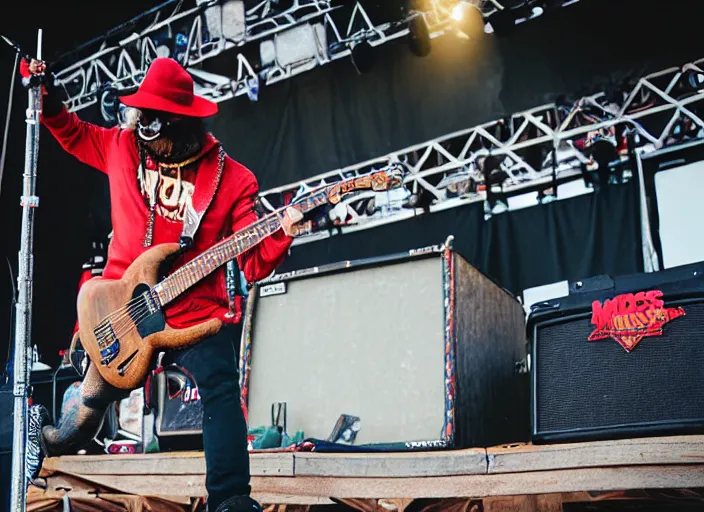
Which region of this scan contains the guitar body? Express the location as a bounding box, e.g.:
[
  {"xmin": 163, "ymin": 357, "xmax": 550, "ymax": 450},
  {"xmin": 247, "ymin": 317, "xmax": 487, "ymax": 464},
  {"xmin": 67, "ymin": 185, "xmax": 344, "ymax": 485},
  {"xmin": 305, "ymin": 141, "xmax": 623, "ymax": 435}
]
[
  {"xmin": 77, "ymin": 243, "xmax": 222, "ymax": 390},
  {"xmin": 73, "ymin": 169, "xmax": 401, "ymax": 391}
]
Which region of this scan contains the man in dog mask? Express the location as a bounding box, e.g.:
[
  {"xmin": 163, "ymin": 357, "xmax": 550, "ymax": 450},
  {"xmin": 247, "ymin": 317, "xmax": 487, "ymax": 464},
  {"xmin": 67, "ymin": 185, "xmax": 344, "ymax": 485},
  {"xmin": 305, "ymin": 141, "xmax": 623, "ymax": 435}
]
[{"xmin": 22, "ymin": 57, "xmax": 303, "ymax": 512}]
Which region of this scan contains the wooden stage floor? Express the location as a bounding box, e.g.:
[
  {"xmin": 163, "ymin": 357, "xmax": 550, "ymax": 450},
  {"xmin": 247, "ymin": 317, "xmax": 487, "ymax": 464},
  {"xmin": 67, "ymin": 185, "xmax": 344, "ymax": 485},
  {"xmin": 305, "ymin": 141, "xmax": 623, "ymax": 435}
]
[{"xmin": 30, "ymin": 435, "xmax": 704, "ymax": 510}]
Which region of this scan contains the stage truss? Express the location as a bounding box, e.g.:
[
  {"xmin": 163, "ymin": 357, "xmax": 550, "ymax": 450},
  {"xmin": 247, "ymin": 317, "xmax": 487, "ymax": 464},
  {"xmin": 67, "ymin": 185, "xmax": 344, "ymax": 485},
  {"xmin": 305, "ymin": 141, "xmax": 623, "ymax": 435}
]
[
  {"xmin": 257, "ymin": 55, "xmax": 704, "ymax": 246},
  {"xmin": 54, "ymin": 0, "xmax": 580, "ymax": 115},
  {"xmin": 54, "ymin": 0, "xmax": 455, "ymax": 114}
]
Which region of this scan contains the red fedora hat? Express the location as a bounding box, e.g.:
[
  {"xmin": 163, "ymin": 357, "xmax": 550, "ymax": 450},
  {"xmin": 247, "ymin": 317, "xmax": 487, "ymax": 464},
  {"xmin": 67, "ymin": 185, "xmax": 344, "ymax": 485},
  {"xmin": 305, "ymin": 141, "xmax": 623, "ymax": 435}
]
[{"xmin": 120, "ymin": 57, "xmax": 218, "ymax": 118}]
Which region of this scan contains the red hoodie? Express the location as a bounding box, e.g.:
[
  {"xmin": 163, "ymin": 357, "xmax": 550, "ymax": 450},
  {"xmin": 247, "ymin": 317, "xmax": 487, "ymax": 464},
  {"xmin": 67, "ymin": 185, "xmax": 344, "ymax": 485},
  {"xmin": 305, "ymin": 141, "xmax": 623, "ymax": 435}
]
[{"xmin": 43, "ymin": 107, "xmax": 292, "ymax": 328}]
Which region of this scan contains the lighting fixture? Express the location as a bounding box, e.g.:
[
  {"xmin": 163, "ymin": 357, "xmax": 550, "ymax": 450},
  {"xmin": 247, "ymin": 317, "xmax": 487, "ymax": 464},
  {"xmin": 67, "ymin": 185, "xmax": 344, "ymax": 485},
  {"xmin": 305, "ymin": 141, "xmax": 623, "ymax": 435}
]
[{"xmin": 450, "ymin": 1, "xmax": 486, "ymax": 40}]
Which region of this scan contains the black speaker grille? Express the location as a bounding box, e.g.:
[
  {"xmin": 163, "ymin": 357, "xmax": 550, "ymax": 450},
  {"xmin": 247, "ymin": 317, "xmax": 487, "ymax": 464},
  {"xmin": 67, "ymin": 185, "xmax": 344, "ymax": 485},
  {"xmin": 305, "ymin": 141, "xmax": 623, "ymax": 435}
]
[
  {"xmin": 535, "ymin": 301, "xmax": 704, "ymax": 435},
  {"xmin": 0, "ymin": 386, "xmax": 12, "ymax": 453}
]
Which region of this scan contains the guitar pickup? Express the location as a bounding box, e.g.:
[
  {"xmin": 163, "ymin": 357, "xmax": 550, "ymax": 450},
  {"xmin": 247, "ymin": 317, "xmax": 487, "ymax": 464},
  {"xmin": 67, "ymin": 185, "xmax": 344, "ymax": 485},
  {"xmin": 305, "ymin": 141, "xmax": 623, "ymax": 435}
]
[
  {"xmin": 100, "ymin": 340, "xmax": 120, "ymax": 366},
  {"xmin": 117, "ymin": 350, "xmax": 138, "ymax": 376}
]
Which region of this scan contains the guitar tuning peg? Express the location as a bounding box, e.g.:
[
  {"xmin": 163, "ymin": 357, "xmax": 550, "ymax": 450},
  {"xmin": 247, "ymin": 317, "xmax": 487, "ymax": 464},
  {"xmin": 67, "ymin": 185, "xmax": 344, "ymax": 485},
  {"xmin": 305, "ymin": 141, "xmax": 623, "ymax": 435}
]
[{"xmin": 293, "ymin": 182, "xmax": 314, "ymax": 201}]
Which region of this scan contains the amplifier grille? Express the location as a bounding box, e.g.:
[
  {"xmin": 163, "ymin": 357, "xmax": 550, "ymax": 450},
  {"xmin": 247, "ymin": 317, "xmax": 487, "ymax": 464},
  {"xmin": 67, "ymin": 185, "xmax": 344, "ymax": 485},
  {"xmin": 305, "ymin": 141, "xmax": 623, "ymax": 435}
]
[
  {"xmin": 247, "ymin": 257, "xmax": 447, "ymax": 445},
  {"xmin": 535, "ymin": 301, "xmax": 704, "ymax": 435}
]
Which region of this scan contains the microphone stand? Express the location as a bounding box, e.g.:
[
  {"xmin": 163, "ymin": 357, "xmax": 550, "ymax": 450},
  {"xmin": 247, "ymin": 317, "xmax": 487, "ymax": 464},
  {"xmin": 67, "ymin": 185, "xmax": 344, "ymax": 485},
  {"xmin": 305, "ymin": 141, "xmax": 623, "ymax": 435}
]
[{"xmin": 9, "ymin": 29, "xmax": 43, "ymax": 512}]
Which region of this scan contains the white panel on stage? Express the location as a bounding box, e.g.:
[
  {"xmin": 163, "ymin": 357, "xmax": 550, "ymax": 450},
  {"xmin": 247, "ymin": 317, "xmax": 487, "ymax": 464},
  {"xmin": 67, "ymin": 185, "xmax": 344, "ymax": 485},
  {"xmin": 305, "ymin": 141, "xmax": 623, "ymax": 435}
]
[
  {"xmin": 246, "ymin": 257, "xmax": 447, "ymax": 445},
  {"xmin": 654, "ymin": 160, "xmax": 704, "ymax": 269}
]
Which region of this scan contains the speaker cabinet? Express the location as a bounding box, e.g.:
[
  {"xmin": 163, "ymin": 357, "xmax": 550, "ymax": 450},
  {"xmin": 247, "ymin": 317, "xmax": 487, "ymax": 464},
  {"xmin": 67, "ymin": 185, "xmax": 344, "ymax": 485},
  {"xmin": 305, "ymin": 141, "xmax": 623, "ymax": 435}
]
[
  {"xmin": 529, "ymin": 262, "xmax": 704, "ymax": 444},
  {"xmin": 239, "ymin": 239, "xmax": 529, "ymax": 450},
  {"xmin": 1, "ymin": 384, "xmax": 12, "ymax": 512}
]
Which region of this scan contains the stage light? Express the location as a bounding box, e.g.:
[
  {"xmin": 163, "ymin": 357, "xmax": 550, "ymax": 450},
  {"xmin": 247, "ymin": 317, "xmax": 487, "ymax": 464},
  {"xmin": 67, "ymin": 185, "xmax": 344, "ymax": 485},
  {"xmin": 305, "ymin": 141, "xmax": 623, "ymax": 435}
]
[
  {"xmin": 245, "ymin": 76, "xmax": 259, "ymax": 102},
  {"xmin": 197, "ymin": 0, "xmax": 246, "ymax": 44},
  {"xmin": 591, "ymin": 139, "xmax": 618, "ymax": 183},
  {"xmin": 450, "ymin": 1, "xmax": 486, "ymax": 40},
  {"xmin": 99, "ymin": 85, "xmax": 119, "ymax": 125},
  {"xmin": 405, "ymin": 191, "xmax": 431, "ymax": 209},
  {"xmin": 485, "ymin": 2, "xmax": 544, "ymax": 36},
  {"xmin": 581, "ymin": 139, "xmax": 618, "ymax": 190},
  {"xmin": 443, "ymin": 174, "xmax": 478, "ymax": 198},
  {"xmin": 100, "ymin": 84, "xmax": 138, "ymax": 126},
  {"xmin": 408, "ymin": 13, "xmax": 431, "ymax": 57},
  {"xmin": 271, "ymin": 0, "xmax": 295, "ymax": 12},
  {"xmin": 350, "ymin": 40, "xmax": 374, "ymax": 74},
  {"xmin": 672, "ymin": 68, "xmax": 704, "ymax": 100},
  {"xmin": 481, "ymin": 154, "xmax": 509, "ymax": 218},
  {"xmin": 402, "ymin": 179, "xmax": 434, "ymax": 210},
  {"xmin": 350, "ymin": 197, "xmax": 378, "ymax": 217}
]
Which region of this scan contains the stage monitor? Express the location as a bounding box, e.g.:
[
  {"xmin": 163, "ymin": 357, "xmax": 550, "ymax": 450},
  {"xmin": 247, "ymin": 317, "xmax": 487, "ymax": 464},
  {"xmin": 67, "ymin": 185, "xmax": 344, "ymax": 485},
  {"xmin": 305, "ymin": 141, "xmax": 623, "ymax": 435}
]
[
  {"xmin": 640, "ymin": 141, "xmax": 704, "ymax": 270},
  {"xmin": 654, "ymin": 159, "xmax": 704, "ymax": 268}
]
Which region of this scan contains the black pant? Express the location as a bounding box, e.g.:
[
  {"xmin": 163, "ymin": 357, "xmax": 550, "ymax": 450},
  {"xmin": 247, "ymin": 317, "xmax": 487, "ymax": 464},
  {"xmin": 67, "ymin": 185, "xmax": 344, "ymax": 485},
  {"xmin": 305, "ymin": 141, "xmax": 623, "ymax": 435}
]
[{"xmin": 171, "ymin": 323, "xmax": 250, "ymax": 508}]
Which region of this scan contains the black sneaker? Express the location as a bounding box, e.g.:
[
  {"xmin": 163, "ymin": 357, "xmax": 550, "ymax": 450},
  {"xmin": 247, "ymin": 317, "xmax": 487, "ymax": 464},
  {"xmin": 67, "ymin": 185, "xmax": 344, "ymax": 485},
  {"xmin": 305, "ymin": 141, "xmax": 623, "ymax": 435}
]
[{"xmin": 212, "ymin": 495, "xmax": 262, "ymax": 512}]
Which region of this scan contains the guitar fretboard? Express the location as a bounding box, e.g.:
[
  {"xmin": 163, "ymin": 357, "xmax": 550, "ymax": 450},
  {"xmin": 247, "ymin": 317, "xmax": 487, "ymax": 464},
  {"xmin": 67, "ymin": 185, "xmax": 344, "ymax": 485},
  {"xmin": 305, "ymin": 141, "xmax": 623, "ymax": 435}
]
[
  {"xmin": 153, "ymin": 188, "xmax": 330, "ymax": 306},
  {"xmin": 154, "ymin": 214, "xmax": 282, "ymax": 305}
]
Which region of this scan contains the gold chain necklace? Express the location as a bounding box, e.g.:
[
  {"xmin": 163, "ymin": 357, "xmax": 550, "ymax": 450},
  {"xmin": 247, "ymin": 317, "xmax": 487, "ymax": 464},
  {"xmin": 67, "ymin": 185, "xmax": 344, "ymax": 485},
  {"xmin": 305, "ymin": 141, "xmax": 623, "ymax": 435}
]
[
  {"xmin": 142, "ymin": 145, "xmax": 224, "ymax": 248},
  {"xmin": 155, "ymin": 148, "xmax": 208, "ymax": 170}
]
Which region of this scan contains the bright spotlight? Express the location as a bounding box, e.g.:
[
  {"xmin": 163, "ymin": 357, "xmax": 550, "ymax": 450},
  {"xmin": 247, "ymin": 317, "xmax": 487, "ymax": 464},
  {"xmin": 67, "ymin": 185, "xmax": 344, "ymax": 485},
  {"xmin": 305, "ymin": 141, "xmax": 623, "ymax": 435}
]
[{"xmin": 450, "ymin": 1, "xmax": 485, "ymax": 40}]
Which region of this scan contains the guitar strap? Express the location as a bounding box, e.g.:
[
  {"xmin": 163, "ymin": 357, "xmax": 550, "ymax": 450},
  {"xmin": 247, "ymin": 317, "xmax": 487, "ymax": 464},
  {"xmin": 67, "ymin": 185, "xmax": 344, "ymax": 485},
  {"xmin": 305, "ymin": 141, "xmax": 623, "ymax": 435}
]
[
  {"xmin": 179, "ymin": 145, "xmax": 226, "ymax": 249},
  {"xmin": 180, "ymin": 145, "xmax": 245, "ymax": 310}
]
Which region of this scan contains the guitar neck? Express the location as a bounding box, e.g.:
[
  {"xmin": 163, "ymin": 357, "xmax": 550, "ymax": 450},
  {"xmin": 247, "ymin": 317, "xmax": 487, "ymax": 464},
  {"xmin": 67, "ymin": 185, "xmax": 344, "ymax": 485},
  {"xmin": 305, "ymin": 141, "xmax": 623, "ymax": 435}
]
[
  {"xmin": 153, "ymin": 214, "xmax": 281, "ymax": 305},
  {"xmin": 152, "ymin": 188, "xmax": 329, "ymax": 306}
]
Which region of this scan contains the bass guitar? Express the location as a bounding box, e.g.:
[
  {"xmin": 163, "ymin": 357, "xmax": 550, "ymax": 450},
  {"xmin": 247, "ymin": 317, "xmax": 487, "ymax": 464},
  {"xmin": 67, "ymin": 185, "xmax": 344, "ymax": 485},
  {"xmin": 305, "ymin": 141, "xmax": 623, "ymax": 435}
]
[{"xmin": 76, "ymin": 169, "xmax": 402, "ymax": 389}]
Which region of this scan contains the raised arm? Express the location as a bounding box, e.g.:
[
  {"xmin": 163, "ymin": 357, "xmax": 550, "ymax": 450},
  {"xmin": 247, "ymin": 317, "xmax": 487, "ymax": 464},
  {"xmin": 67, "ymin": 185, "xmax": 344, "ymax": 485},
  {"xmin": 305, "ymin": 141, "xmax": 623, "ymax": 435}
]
[
  {"xmin": 21, "ymin": 58, "xmax": 122, "ymax": 174},
  {"xmin": 42, "ymin": 109, "xmax": 123, "ymax": 174},
  {"xmin": 232, "ymin": 169, "xmax": 294, "ymax": 283}
]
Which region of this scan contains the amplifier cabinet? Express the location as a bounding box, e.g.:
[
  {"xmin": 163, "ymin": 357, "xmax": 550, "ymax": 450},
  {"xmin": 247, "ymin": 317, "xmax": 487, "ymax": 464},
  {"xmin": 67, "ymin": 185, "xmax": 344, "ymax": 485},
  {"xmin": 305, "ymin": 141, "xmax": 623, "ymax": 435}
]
[
  {"xmin": 0, "ymin": 384, "xmax": 10, "ymax": 454},
  {"xmin": 239, "ymin": 238, "xmax": 529, "ymax": 450},
  {"xmin": 529, "ymin": 262, "xmax": 704, "ymax": 444},
  {"xmin": 1, "ymin": 384, "xmax": 11, "ymax": 512},
  {"xmin": 153, "ymin": 366, "xmax": 203, "ymax": 438}
]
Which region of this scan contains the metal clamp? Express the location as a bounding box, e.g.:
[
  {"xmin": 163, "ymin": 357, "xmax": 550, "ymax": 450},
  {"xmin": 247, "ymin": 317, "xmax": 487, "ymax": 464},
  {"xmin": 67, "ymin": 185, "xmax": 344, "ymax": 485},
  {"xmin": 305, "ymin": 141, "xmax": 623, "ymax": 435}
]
[{"xmin": 20, "ymin": 195, "xmax": 39, "ymax": 208}]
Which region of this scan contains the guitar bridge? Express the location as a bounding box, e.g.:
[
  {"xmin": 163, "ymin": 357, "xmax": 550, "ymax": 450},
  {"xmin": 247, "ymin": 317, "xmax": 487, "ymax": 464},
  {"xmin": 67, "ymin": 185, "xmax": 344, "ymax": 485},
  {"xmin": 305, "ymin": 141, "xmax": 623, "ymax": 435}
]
[{"xmin": 95, "ymin": 321, "xmax": 120, "ymax": 366}]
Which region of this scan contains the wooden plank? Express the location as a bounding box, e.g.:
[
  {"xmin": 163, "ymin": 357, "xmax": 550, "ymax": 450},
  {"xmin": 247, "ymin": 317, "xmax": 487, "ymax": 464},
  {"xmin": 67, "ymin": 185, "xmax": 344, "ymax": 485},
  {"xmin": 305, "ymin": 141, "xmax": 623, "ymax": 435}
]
[
  {"xmin": 44, "ymin": 473, "xmax": 335, "ymax": 506},
  {"xmin": 483, "ymin": 496, "xmax": 539, "ymax": 512},
  {"xmin": 251, "ymin": 465, "xmax": 704, "ymax": 500},
  {"xmin": 255, "ymin": 495, "xmax": 335, "ymax": 506},
  {"xmin": 42, "ymin": 451, "xmax": 294, "ymax": 476},
  {"xmin": 47, "ymin": 473, "xmax": 206, "ymax": 498},
  {"xmin": 487, "ymin": 435, "xmax": 704, "ymax": 474},
  {"xmin": 483, "ymin": 495, "xmax": 563, "ymax": 512},
  {"xmin": 293, "ymin": 448, "xmax": 487, "ymax": 477},
  {"xmin": 43, "ymin": 464, "xmax": 704, "ymax": 503}
]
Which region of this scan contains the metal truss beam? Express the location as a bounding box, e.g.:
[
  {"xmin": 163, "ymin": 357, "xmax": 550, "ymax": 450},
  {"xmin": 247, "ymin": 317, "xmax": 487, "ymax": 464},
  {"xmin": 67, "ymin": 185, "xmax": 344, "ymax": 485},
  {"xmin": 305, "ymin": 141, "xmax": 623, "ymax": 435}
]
[
  {"xmin": 256, "ymin": 55, "xmax": 704, "ymax": 247},
  {"xmin": 55, "ymin": 0, "xmax": 580, "ymax": 115},
  {"xmin": 56, "ymin": 0, "xmax": 337, "ymax": 112},
  {"xmin": 54, "ymin": 0, "xmax": 450, "ymax": 114}
]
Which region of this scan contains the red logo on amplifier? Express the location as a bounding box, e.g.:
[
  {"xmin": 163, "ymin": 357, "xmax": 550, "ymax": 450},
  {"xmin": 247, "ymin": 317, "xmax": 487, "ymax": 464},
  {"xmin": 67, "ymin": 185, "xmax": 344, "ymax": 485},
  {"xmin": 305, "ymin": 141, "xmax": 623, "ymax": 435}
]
[{"xmin": 589, "ymin": 290, "xmax": 685, "ymax": 352}]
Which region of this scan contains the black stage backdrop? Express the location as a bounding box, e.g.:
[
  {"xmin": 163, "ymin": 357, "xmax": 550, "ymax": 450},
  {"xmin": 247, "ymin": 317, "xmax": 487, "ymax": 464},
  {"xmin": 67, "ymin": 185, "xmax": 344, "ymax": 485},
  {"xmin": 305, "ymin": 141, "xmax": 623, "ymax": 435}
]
[
  {"xmin": 0, "ymin": 2, "xmax": 165, "ymax": 371},
  {"xmin": 280, "ymin": 182, "xmax": 643, "ymax": 295},
  {"xmin": 209, "ymin": 0, "xmax": 704, "ymax": 189},
  {"xmin": 0, "ymin": 0, "xmax": 699, "ymax": 367}
]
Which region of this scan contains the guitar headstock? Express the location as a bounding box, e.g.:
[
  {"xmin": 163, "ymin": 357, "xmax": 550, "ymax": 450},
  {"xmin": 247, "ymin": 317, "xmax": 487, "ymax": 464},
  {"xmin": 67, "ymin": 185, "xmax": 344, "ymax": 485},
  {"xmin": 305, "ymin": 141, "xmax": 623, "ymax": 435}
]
[
  {"xmin": 287, "ymin": 166, "xmax": 405, "ymax": 216},
  {"xmin": 327, "ymin": 166, "xmax": 404, "ymax": 205}
]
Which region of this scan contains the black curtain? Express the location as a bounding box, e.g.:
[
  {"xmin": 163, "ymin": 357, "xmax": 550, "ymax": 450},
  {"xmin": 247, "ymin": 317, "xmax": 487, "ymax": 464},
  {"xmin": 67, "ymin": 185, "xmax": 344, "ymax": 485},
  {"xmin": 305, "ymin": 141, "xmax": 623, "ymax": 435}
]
[
  {"xmin": 0, "ymin": 0, "xmax": 696, "ymax": 368},
  {"xmin": 280, "ymin": 182, "xmax": 643, "ymax": 296},
  {"xmin": 209, "ymin": 0, "xmax": 704, "ymax": 190}
]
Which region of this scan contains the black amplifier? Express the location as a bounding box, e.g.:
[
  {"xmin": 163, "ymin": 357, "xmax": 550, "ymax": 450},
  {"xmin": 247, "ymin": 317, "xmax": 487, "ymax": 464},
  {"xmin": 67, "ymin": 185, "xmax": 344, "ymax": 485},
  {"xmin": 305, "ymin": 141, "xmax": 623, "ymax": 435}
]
[
  {"xmin": 529, "ymin": 262, "xmax": 704, "ymax": 444},
  {"xmin": 1, "ymin": 382, "xmax": 12, "ymax": 512}
]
